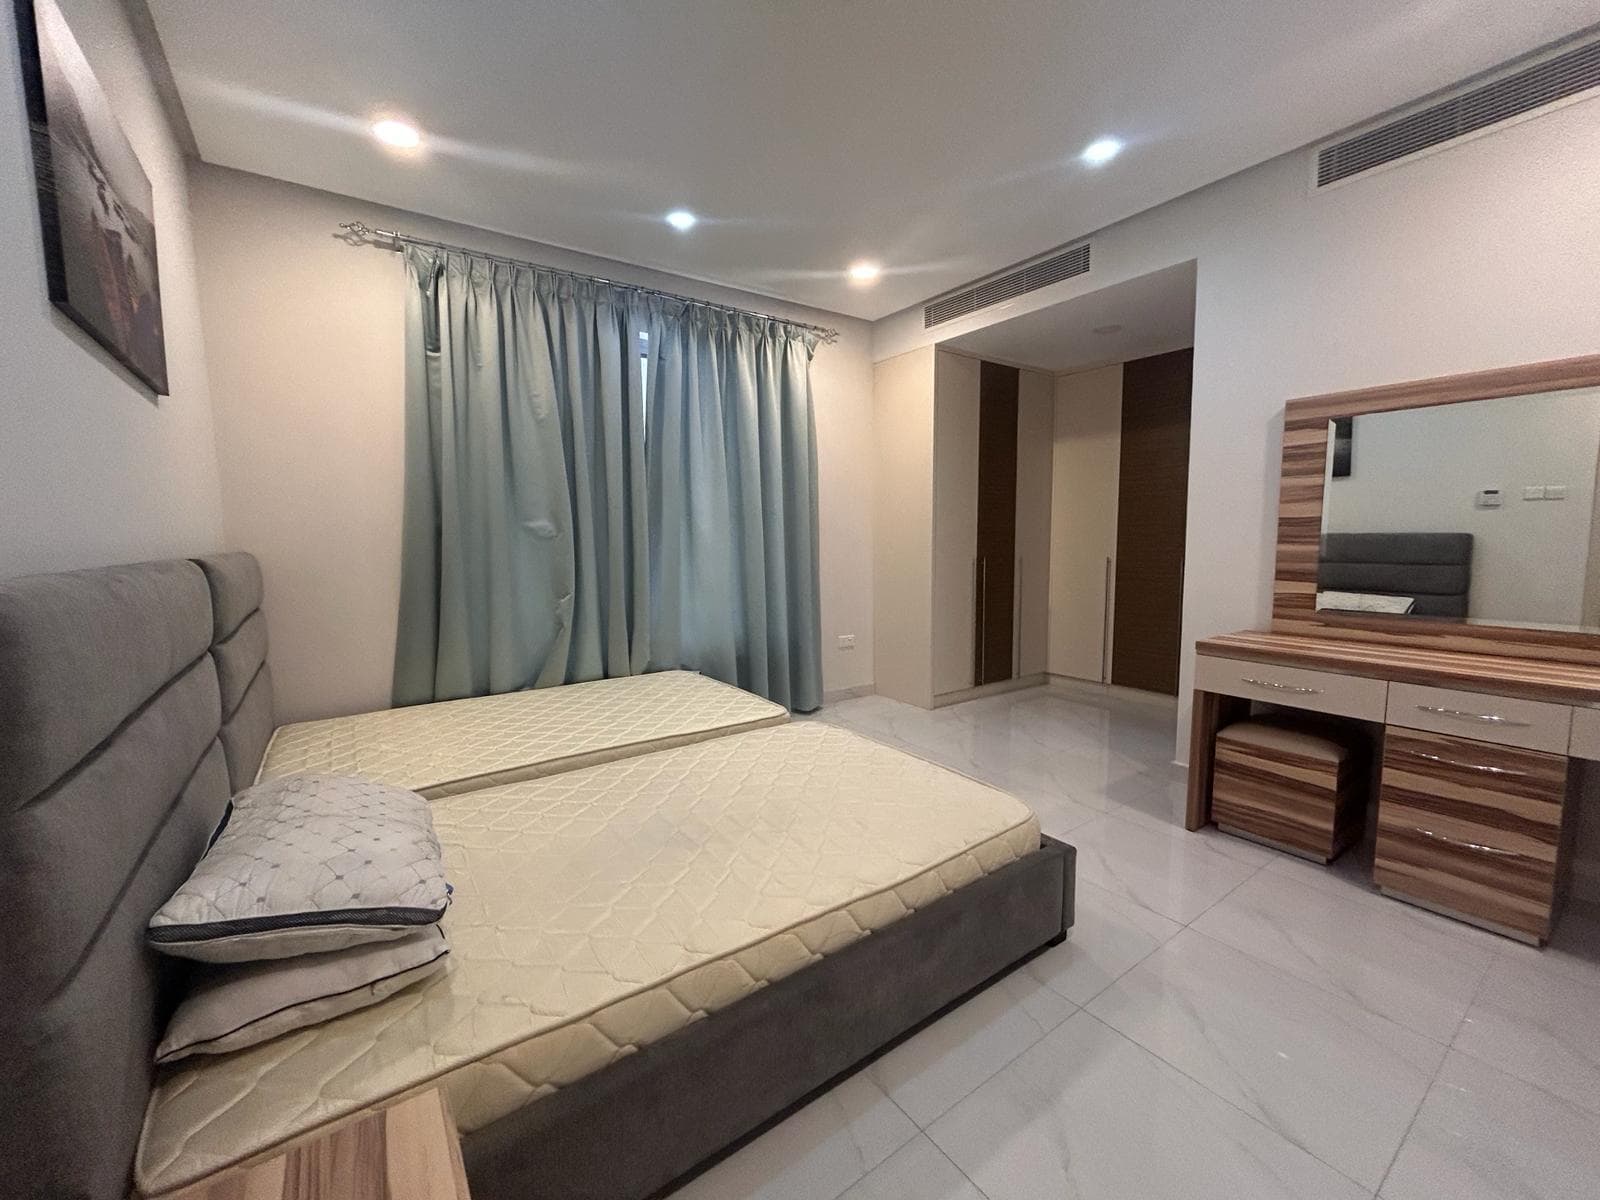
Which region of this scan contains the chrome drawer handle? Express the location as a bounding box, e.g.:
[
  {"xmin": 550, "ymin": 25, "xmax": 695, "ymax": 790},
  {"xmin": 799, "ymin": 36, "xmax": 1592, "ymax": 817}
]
[
  {"xmin": 1416, "ymin": 704, "xmax": 1530, "ymax": 728},
  {"xmin": 1405, "ymin": 749, "xmax": 1527, "ymax": 778},
  {"xmin": 1411, "ymin": 827, "xmax": 1528, "ymax": 861},
  {"xmin": 1240, "ymin": 677, "xmax": 1324, "ymax": 695}
]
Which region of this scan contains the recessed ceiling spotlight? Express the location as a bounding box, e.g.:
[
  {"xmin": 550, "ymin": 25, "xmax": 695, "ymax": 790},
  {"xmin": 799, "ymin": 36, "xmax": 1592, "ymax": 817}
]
[
  {"xmin": 666, "ymin": 209, "xmax": 698, "ymax": 231},
  {"xmin": 371, "ymin": 118, "xmax": 422, "ymax": 149},
  {"xmin": 1092, "ymin": 323, "xmax": 1124, "ymax": 335},
  {"xmin": 1079, "ymin": 137, "xmax": 1123, "ymax": 167},
  {"xmin": 847, "ymin": 261, "xmax": 882, "ymax": 284}
]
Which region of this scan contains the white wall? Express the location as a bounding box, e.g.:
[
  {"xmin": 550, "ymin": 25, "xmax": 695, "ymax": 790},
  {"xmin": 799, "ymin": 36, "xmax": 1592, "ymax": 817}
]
[
  {"xmin": 870, "ymin": 347, "xmax": 936, "ymax": 707},
  {"xmin": 874, "ymin": 95, "xmax": 1600, "ymax": 762},
  {"xmin": 188, "ymin": 165, "xmax": 874, "ymax": 722},
  {"xmin": 0, "ymin": 0, "xmax": 223, "ymax": 577},
  {"xmin": 1048, "ymin": 364, "xmax": 1123, "ymax": 681},
  {"xmin": 1323, "ymin": 390, "xmax": 1600, "ymax": 627}
]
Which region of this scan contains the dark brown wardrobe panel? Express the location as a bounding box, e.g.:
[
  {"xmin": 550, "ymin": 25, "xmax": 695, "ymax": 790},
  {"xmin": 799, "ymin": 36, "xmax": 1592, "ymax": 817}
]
[
  {"xmin": 975, "ymin": 361, "xmax": 1019, "ymax": 686},
  {"xmin": 1112, "ymin": 348, "xmax": 1192, "ymax": 695}
]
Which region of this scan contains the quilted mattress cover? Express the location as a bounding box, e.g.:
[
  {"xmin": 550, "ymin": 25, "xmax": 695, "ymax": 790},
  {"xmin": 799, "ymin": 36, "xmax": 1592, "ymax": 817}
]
[
  {"xmin": 256, "ymin": 669, "xmax": 788, "ymax": 798},
  {"xmin": 136, "ymin": 723, "xmax": 1040, "ymax": 1195}
]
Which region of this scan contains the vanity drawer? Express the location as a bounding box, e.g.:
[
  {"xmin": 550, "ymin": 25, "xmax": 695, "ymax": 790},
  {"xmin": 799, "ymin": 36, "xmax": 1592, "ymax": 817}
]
[
  {"xmin": 1194, "ymin": 654, "xmax": 1387, "ymax": 721},
  {"xmin": 1386, "ymin": 682, "xmax": 1572, "ymax": 755},
  {"xmin": 1374, "ymin": 728, "xmax": 1568, "ymax": 942}
]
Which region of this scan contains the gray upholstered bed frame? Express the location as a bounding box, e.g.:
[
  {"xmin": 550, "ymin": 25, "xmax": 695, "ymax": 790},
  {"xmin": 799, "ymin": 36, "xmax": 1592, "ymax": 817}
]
[
  {"xmin": 0, "ymin": 553, "xmax": 1074, "ymax": 1200},
  {"xmin": 1318, "ymin": 531, "xmax": 1474, "ymax": 618}
]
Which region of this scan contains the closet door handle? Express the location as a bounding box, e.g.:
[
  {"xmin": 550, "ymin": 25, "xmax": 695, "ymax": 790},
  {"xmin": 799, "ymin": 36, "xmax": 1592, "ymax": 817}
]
[
  {"xmin": 1403, "ymin": 749, "xmax": 1528, "ymax": 778},
  {"xmin": 976, "ymin": 556, "xmax": 988, "ymax": 684},
  {"xmin": 1415, "ymin": 704, "xmax": 1530, "ymax": 728},
  {"xmin": 1239, "ymin": 677, "xmax": 1324, "ymax": 696}
]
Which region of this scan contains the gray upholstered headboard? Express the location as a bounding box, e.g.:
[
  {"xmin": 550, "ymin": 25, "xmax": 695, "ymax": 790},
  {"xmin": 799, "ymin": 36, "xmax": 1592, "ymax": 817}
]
[
  {"xmin": 0, "ymin": 553, "xmax": 273, "ymax": 1199},
  {"xmin": 1318, "ymin": 532, "xmax": 1474, "ymax": 618},
  {"xmin": 196, "ymin": 553, "xmax": 275, "ymax": 792}
]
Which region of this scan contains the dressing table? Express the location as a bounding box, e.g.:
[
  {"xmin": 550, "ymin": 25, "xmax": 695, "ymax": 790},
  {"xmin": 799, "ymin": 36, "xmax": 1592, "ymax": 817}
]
[{"xmin": 1187, "ymin": 353, "xmax": 1600, "ymax": 945}]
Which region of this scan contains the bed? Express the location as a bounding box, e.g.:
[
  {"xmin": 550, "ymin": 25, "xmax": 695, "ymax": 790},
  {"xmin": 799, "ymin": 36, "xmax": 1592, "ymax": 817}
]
[
  {"xmin": 1316, "ymin": 532, "xmax": 1473, "ymax": 618},
  {"xmin": 193, "ymin": 554, "xmax": 790, "ymax": 799},
  {"xmin": 0, "ymin": 554, "xmax": 1074, "ymax": 1200}
]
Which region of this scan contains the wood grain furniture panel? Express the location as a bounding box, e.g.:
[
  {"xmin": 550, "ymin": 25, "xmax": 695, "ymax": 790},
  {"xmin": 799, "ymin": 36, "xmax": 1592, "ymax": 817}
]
[
  {"xmin": 1112, "ymin": 348, "xmax": 1192, "ymax": 695},
  {"xmin": 974, "ymin": 360, "xmax": 1019, "ymax": 686},
  {"xmin": 1374, "ymin": 728, "xmax": 1569, "ymax": 943},
  {"xmin": 1569, "ymin": 706, "xmax": 1600, "ymax": 760},
  {"xmin": 1193, "ymin": 653, "xmax": 1388, "ymax": 721},
  {"xmin": 1213, "ymin": 720, "xmax": 1365, "ymax": 862},
  {"xmin": 170, "ymin": 1089, "xmax": 470, "ymax": 1200},
  {"xmin": 1270, "ymin": 353, "xmax": 1600, "ymax": 664},
  {"xmin": 1386, "ymin": 681, "xmax": 1572, "ymax": 755}
]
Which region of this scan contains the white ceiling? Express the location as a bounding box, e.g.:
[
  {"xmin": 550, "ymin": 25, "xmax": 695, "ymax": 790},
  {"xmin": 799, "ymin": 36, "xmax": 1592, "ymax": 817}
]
[
  {"xmin": 941, "ymin": 262, "xmax": 1196, "ymax": 375},
  {"xmin": 147, "ymin": 1, "xmax": 1600, "ymax": 321}
]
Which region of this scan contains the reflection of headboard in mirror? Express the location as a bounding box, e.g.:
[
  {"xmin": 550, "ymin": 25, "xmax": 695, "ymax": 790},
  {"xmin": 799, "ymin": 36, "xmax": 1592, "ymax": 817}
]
[{"xmin": 1272, "ymin": 352, "xmax": 1600, "ymax": 665}]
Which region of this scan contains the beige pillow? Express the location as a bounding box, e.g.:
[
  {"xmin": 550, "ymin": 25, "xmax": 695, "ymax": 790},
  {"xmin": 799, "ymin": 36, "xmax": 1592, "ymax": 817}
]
[{"xmin": 156, "ymin": 925, "xmax": 449, "ymax": 1064}]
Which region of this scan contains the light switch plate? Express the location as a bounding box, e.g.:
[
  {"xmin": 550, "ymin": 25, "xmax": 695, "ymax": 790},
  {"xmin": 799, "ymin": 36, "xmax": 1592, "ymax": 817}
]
[
  {"xmin": 1523, "ymin": 486, "xmax": 1546, "ymax": 501},
  {"xmin": 836, "ymin": 633, "xmax": 857, "ymax": 651},
  {"xmin": 1546, "ymin": 484, "xmax": 1568, "ymax": 500}
]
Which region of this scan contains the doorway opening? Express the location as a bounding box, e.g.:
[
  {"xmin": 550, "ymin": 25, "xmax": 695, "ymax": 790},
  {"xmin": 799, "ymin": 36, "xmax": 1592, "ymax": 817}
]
[{"xmin": 936, "ymin": 260, "xmax": 1197, "ymax": 698}]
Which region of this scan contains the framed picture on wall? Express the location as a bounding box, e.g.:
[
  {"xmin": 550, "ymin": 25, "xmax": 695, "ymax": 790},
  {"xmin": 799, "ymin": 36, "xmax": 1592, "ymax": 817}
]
[{"xmin": 13, "ymin": 0, "xmax": 169, "ymax": 394}]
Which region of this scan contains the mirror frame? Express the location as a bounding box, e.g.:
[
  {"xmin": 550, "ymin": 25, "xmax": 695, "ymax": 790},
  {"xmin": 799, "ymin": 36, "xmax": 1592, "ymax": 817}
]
[{"xmin": 1271, "ymin": 352, "xmax": 1600, "ymax": 665}]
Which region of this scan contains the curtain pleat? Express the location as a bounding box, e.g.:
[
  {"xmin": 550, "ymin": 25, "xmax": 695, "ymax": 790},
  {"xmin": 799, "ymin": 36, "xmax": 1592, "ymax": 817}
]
[
  {"xmin": 645, "ymin": 307, "xmax": 824, "ymax": 712},
  {"xmin": 395, "ymin": 245, "xmax": 822, "ymax": 712},
  {"xmin": 393, "ymin": 247, "xmax": 649, "ymax": 704}
]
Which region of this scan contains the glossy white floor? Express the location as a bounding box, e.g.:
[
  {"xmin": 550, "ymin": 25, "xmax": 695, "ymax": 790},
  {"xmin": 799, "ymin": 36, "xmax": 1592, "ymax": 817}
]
[{"xmin": 671, "ymin": 681, "xmax": 1600, "ymax": 1200}]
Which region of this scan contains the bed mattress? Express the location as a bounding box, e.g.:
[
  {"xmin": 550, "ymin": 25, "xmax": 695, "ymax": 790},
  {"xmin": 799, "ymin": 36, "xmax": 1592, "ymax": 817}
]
[
  {"xmin": 136, "ymin": 723, "xmax": 1040, "ymax": 1195},
  {"xmin": 256, "ymin": 669, "xmax": 789, "ymax": 798}
]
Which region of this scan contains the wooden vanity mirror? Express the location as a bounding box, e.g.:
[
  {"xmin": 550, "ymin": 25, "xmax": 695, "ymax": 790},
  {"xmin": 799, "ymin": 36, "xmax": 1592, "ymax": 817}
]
[{"xmin": 1272, "ymin": 352, "xmax": 1600, "ymax": 666}]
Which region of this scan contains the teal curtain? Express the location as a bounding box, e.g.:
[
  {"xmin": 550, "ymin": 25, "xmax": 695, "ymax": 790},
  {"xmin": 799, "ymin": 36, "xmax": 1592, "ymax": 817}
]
[
  {"xmin": 645, "ymin": 307, "xmax": 825, "ymax": 712},
  {"xmin": 394, "ymin": 246, "xmax": 824, "ymax": 712},
  {"xmin": 393, "ymin": 246, "xmax": 650, "ymax": 704}
]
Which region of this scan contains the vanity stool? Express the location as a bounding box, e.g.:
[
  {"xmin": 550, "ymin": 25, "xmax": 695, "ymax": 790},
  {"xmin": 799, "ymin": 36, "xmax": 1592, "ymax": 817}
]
[{"xmin": 1212, "ymin": 717, "xmax": 1365, "ymax": 863}]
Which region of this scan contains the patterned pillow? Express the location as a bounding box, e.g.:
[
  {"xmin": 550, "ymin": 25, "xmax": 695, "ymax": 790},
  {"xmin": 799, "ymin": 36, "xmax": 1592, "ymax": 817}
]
[
  {"xmin": 148, "ymin": 774, "xmax": 450, "ymax": 963},
  {"xmin": 156, "ymin": 925, "xmax": 450, "ymax": 1064}
]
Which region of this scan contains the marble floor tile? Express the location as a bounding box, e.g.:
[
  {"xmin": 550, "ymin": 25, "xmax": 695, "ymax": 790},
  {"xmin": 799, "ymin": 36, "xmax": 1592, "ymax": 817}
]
[
  {"xmin": 1086, "ymin": 929, "xmax": 1446, "ymax": 1190},
  {"xmin": 1192, "ymin": 867, "xmax": 1497, "ymax": 1042},
  {"xmin": 671, "ymin": 1073, "xmax": 916, "ymax": 1200},
  {"xmin": 836, "ymin": 1135, "xmax": 984, "ymax": 1200},
  {"xmin": 1021, "ymin": 878, "xmax": 1182, "ymax": 1005},
  {"xmin": 867, "ymin": 966, "xmax": 1075, "ymax": 1127},
  {"xmin": 1066, "ymin": 813, "xmax": 1263, "ymax": 924},
  {"xmin": 1451, "ymin": 948, "xmax": 1600, "ymax": 1118},
  {"xmin": 928, "ymin": 1011, "xmax": 1371, "ymax": 1200},
  {"xmin": 1381, "ymin": 1050, "xmax": 1600, "ymax": 1200}
]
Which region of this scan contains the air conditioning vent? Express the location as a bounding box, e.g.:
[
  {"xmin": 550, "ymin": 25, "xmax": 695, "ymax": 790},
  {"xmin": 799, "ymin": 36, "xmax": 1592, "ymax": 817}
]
[
  {"xmin": 1317, "ymin": 36, "xmax": 1600, "ymax": 187},
  {"xmin": 924, "ymin": 242, "xmax": 1090, "ymax": 328}
]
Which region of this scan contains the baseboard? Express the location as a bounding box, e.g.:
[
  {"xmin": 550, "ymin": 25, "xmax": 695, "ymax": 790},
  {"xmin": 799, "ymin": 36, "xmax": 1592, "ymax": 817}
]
[
  {"xmin": 930, "ymin": 674, "xmax": 1047, "ymax": 708},
  {"xmin": 822, "ymin": 684, "xmax": 874, "ymax": 705}
]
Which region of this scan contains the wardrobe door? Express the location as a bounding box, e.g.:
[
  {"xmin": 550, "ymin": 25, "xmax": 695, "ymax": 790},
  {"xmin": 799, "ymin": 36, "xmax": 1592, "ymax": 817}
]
[
  {"xmin": 975, "ymin": 361, "xmax": 1019, "ymax": 686},
  {"xmin": 1111, "ymin": 348, "xmax": 1192, "ymax": 695}
]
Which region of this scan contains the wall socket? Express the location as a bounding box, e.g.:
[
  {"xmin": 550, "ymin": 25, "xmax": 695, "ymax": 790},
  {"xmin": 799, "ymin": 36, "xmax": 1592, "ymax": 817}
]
[{"xmin": 836, "ymin": 633, "xmax": 857, "ymax": 651}]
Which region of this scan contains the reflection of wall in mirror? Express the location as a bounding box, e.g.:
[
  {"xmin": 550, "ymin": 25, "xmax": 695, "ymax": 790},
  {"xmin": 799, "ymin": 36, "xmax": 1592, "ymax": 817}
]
[{"xmin": 1321, "ymin": 390, "xmax": 1600, "ymax": 628}]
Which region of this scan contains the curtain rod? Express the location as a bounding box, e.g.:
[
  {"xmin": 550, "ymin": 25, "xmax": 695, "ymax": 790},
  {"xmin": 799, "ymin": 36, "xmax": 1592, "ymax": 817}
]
[{"xmin": 337, "ymin": 221, "xmax": 839, "ymax": 344}]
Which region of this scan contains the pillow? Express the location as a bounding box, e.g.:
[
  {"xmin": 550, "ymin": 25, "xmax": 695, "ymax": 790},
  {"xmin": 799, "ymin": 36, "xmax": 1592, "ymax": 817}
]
[
  {"xmin": 156, "ymin": 925, "xmax": 449, "ymax": 1064},
  {"xmin": 149, "ymin": 773, "xmax": 450, "ymax": 962}
]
